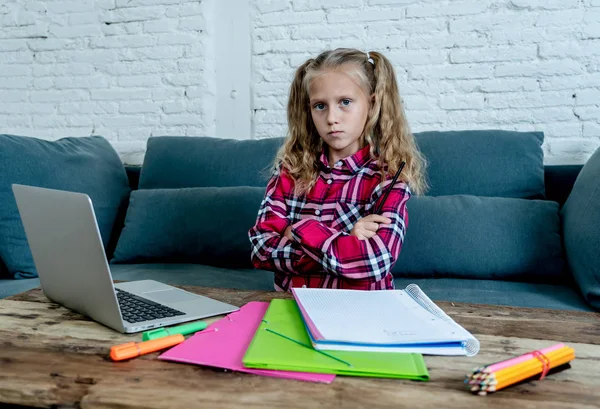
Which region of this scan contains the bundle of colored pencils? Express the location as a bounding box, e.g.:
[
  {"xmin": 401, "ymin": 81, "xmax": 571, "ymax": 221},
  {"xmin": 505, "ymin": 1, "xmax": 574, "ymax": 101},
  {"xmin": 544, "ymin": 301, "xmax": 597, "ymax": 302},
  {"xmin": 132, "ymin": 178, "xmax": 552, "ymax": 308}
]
[{"xmin": 465, "ymin": 343, "xmax": 575, "ymax": 396}]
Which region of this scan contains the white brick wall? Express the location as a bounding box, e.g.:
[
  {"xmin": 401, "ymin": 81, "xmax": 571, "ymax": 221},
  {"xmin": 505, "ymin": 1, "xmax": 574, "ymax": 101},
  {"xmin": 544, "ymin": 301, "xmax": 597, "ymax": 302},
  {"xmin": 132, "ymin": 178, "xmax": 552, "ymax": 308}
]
[
  {"xmin": 252, "ymin": 0, "xmax": 600, "ymax": 165},
  {"xmin": 0, "ymin": 0, "xmax": 599, "ymax": 165},
  {"xmin": 0, "ymin": 0, "xmax": 215, "ymax": 164}
]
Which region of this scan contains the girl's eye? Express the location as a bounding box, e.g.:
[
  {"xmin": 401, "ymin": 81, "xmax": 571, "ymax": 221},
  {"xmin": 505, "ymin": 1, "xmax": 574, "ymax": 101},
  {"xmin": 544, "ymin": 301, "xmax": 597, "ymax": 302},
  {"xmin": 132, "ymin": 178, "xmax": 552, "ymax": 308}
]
[
  {"xmin": 314, "ymin": 103, "xmax": 325, "ymax": 110},
  {"xmin": 341, "ymin": 99, "xmax": 351, "ymax": 106}
]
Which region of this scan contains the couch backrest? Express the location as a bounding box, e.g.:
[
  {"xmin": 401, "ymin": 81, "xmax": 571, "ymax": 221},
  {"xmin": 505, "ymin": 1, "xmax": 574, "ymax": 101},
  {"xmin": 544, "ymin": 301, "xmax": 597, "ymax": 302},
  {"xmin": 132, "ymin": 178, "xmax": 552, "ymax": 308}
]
[{"xmin": 132, "ymin": 130, "xmax": 580, "ymax": 202}]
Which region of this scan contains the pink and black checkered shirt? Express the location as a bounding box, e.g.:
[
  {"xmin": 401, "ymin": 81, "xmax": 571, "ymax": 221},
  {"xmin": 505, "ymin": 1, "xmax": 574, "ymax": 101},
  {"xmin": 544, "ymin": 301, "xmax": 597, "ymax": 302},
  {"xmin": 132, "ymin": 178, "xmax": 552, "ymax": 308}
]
[{"xmin": 248, "ymin": 144, "xmax": 411, "ymax": 292}]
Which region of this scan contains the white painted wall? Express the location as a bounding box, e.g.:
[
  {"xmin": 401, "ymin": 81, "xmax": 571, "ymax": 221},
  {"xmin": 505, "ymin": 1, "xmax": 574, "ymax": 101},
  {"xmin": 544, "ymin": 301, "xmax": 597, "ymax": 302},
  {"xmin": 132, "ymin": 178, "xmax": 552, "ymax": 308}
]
[
  {"xmin": 252, "ymin": 0, "xmax": 600, "ymax": 165},
  {"xmin": 1, "ymin": 0, "xmax": 599, "ymax": 164},
  {"xmin": 0, "ymin": 0, "xmax": 250, "ymax": 164}
]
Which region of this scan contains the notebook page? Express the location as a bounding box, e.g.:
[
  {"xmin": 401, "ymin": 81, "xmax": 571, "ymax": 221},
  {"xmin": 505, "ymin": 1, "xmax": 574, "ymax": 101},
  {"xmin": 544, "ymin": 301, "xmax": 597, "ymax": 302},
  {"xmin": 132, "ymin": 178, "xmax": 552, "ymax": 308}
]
[{"xmin": 294, "ymin": 289, "xmax": 465, "ymax": 345}]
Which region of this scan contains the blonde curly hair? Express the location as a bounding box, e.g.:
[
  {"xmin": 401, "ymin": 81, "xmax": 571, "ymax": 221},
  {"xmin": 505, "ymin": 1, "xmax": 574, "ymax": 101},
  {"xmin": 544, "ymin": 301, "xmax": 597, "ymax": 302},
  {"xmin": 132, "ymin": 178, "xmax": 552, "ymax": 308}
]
[{"xmin": 274, "ymin": 47, "xmax": 428, "ymax": 196}]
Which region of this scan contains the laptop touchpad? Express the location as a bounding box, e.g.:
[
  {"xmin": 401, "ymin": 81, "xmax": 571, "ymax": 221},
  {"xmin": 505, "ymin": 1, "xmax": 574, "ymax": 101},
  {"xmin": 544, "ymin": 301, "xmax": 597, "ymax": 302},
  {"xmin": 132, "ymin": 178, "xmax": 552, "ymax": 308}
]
[{"xmin": 145, "ymin": 289, "xmax": 199, "ymax": 304}]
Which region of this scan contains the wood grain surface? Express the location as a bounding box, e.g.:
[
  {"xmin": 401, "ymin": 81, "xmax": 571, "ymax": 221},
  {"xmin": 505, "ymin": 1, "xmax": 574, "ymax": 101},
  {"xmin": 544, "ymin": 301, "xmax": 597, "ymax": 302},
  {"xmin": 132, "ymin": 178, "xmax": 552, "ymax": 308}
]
[{"xmin": 1, "ymin": 285, "xmax": 599, "ymax": 409}]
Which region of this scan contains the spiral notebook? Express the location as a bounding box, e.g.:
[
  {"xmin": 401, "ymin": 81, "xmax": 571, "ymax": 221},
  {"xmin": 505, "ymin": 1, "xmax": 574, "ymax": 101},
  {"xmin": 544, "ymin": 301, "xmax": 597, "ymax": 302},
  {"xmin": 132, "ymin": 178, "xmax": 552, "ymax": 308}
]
[{"xmin": 292, "ymin": 284, "xmax": 480, "ymax": 356}]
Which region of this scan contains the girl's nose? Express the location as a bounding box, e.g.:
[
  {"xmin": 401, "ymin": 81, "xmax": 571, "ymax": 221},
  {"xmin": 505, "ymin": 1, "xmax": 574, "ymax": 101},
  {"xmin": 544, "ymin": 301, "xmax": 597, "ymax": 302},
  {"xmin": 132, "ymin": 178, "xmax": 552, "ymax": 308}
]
[{"xmin": 327, "ymin": 107, "xmax": 339, "ymax": 125}]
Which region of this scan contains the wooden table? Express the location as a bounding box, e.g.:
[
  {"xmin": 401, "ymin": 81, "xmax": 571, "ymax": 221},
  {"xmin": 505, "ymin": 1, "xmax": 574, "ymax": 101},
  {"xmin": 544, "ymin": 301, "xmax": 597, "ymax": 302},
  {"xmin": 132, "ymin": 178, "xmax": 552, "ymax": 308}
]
[{"xmin": 1, "ymin": 285, "xmax": 599, "ymax": 409}]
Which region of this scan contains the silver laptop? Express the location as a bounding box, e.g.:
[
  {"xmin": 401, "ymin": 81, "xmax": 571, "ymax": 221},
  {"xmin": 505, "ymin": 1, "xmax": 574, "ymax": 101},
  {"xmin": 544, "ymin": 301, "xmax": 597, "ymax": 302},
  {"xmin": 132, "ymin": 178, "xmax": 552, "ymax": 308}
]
[{"xmin": 12, "ymin": 184, "xmax": 239, "ymax": 333}]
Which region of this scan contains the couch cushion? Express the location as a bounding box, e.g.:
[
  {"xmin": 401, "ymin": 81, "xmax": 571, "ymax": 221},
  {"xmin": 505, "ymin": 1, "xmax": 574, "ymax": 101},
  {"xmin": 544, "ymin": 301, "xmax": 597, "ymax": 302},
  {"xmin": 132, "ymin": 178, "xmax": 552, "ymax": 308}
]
[
  {"xmin": 111, "ymin": 187, "xmax": 264, "ymax": 268},
  {"xmin": 392, "ymin": 278, "xmax": 593, "ymax": 312},
  {"xmin": 0, "ymin": 134, "xmax": 130, "ymax": 279},
  {"xmin": 561, "ymin": 146, "xmax": 600, "ymax": 310},
  {"xmin": 393, "ymin": 195, "xmax": 565, "ymax": 283},
  {"xmin": 139, "ymin": 131, "xmax": 544, "ymax": 198},
  {"xmin": 139, "ymin": 136, "xmax": 284, "ymax": 189},
  {"xmin": 416, "ymin": 130, "xmax": 545, "ymax": 198}
]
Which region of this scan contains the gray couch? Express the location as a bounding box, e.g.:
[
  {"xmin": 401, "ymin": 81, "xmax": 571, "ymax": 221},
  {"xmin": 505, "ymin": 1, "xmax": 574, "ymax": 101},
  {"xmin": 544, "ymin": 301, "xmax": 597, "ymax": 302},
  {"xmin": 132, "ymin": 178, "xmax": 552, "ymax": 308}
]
[{"xmin": 1, "ymin": 130, "xmax": 599, "ymax": 312}]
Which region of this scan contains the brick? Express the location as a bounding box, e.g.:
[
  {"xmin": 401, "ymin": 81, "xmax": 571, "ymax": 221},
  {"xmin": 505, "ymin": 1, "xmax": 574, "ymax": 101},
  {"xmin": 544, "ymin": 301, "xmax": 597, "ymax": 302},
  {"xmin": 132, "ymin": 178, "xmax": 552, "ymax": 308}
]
[
  {"xmin": 162, "ymin": 101, "xmax": 187, "ymax": 114},
  {"xmin": 452, "ymin": 78, "xmax": 539, "ymax": 93},
  {"xmin": 33, "ymin": 78, "xmax": 54, "ymax": 90},
  {"xmin": 574, "ymin": 106, "xmax": 600, "ymax": 121},
  {"xmin": 495, "ymin": 61, "xmax": 583, "ymax": 77},
  {"xmin": 327, "ymin": 8, "xmax": 403, "ymax": 23},
  {"xmin": 405, "ymin": 109, "xmax": 445, "ymax": 125},
  {"xmin": 486, "ymin": 91, "xmax": 574, "ymax": 109},
  {"xmin": 509, "ymin": 0, "xmax": 579, "ymax": 10},
  {"xmin": 539, "ymin": 41, "xmax": 600, "ymax": 58},
  {"xmin": 368, "ymin": 0, "xmax": 416, "ymax": 5},
  {"xmin": 27, "ymin": 39, "xmax": 72, "ymax": 52},
  {"xmin": 539, "ymin": 75, "xmax": 600, "ymax": 90},
  {"xmin": 0, "ymin": 64, "xmax": 31, "ymax": 77},
  {"xmin": 402, "ymin": 95, "xmax": 438, "ymax": 110},
  {"xmin": 293, "ymin": 0, "xmax": 362, "ymax": 11},
  {"xmin": 440, "ymin": 94, "xmax": 485, "ymax": 110},
  {"xmin": 91, "ymin": 89, "xmax": 152, "ymax": 100},
  {"xmin": 256, "ymin": 10, "xmax": 325, "ymax": 26},
  {"xmin": 450, "ymin": 45, "xmax": 536, "ymax": 63},
  {"xmin": 490, "ymin": 26, "xmax": 582, "ymax": 45},
  {"xmin": 157, "ymin": 33, "xmax": 200, "ymax": 46},
  {"xmin": 143, "ymin": 18, "xmax": 179, "ymax": 33},
  {"xmin": 90, "ymin": 35, "xmax": 156, "ymax": 49},
  {"xmin": 409, "ymin": 64, "xmax": 494, "ymax": 80},
  {"xmin": 101, "ymin": 7, "xmax": 165, "ymax": 24},
  {"xmin": 116, "ymin": 0, "xmax": 180, "ymax": 7},
  {"xmin": 68, "ymin": 12, "xmax": 99, "ymax": 25},
  {"xmin": 387, "ymin": 50, "xmax": 446, "ymax": 66},
  {"xmin": 102, "ymin": 21, "xmax": 144, "ymax": 36},
  {"xmin": 576, "ymin": 89, "xmax": 600, "ymax": 106},
  {"xmin": 542, "ymin": 122, "xmax": 582, "ymax": 138},
  {"xmin": 583, "ymin": 122, "xmax": 600, "ymax": 137},
  {"xmin": 535, "ymin": 9, "xmax": 585, "ymax": 26},
  {"xmin": 166, "ymin": 2, "xmax": 206, "ymax": 17},
  {"xmin": 291, "ymin": 24, "xmax": 364, "ymax": 40},
  {"xmin": 161, "ymin": 114, "xmax": 204, "ymax": 126},
  {"xmin": 254, "ymin": 96, "xmax": 286, "ymax": 110},
  {"xmin": 30, "ymin": 90, "xmax": 89, "ymax": 102},
  {"xmin": 54, "ymin": 76, "xmax": 110, "ymax": 90},
  {"xmin": 0, "ymin": 102, "xmax": 54, "ymax": 114},
  {"xmin": 0, "ymin": 90, "xmax": 28, "ymax": 102},
  {"xmin": 407, "ymin": 33, "xmax": 487, "ymax": 49},
  {"xmin": 119, "ymin": 101, "xmax": 161, "ymax": 113},
  {"xmin": 179, "ymin": 16, "xmax": 206, "ymax": 31},
  {"xmin": 407, "ymin": 1, "xmax": 491, "ymax": 17},
  {"xmin": 118, "ymin": 75, "xmax": 163, "ymax": 87},
  {"xmin": 46, "ymin": 1, "xmax": 94, "ymax": 14},
  {"xmin": 367, "ymin": 19, "xmax": 446, "ymax": 37},
  {"xmin": 0, "ymin": 40, "xmax": 27, "ymax": 52},
  {"xmin": 49, "ymin": 24, "xmax": 103, "ymax": 39},
  {"xmin": 550, "ymin": 137, "xmax": 600, "ymax": 156},
  {"xmin": 58, "ymin": 101, "xmax": 119, "ymax": 114},
  {"xmin": 256, "ymin": 0, "xmax": 290, "ymax": 14}
]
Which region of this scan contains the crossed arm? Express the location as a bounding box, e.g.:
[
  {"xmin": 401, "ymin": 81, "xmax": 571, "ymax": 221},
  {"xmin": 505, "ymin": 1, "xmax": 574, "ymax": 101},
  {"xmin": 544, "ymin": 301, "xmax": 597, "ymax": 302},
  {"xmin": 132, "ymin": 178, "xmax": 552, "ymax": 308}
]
[{"xmin": 248, "ymin": 169, "xmax": 410, "ymax": 282}]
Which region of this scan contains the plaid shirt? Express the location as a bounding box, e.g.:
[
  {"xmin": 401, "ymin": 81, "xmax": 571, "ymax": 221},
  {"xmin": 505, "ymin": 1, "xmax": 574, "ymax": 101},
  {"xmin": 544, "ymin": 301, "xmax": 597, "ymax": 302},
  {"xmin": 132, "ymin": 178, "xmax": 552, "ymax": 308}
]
[{"xmin": 248, "ymin": 145, "xmax": 411, "ymax": 292}]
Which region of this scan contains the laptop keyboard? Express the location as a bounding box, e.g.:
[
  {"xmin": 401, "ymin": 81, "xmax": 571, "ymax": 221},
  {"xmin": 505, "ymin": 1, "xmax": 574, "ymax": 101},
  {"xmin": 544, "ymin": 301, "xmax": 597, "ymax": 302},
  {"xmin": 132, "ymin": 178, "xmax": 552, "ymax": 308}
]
[{"xmin": 116, "ymin": 288, "xmax": 185, "ymax": 324}]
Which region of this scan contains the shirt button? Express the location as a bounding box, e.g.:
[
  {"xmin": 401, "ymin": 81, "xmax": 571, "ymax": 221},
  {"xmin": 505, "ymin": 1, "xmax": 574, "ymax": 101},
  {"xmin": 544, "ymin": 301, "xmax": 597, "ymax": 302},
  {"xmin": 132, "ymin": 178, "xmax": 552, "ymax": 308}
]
[
  {"xmin": 336, "ymin": 161, "xmax": 343, "ymax": 167},
  {"xmin": 315, "ymin": 209, "xmax": 321, "ymax": 216},
  {"xmin": 327, "ymin": 179, "xmax": 332, "ymax": 185}
]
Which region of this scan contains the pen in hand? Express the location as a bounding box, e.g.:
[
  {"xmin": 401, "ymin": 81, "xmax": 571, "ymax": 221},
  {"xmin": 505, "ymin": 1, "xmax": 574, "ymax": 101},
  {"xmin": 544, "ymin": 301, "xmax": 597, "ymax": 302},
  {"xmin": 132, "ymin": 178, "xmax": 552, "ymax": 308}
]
[{"xmin": 373, "ymin": 161, "xmax": 406, "ymax": 215}]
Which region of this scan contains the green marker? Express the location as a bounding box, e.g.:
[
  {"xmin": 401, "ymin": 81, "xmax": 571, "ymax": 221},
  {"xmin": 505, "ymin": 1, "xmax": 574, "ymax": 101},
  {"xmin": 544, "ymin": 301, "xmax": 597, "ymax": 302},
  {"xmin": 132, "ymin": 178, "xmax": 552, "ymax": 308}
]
[{"xmin": 142, "ymin": 321, "xmax": 208, "ymax": 341}]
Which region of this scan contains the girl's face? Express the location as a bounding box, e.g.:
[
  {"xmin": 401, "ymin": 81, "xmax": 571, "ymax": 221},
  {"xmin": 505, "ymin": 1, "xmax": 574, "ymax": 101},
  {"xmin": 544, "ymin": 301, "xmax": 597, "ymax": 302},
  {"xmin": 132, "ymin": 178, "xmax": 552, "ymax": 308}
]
[{"xmin": 308, "ymin": 67, "xmax": 372, "ymax": 163}]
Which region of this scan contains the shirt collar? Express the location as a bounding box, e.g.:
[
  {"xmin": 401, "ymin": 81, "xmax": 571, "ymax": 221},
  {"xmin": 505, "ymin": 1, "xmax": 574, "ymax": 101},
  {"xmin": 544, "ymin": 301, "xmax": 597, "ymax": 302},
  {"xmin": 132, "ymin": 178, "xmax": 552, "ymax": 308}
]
[{"xmin": 319, "ymin": 144, "xmax": 373, "ymax": 174}]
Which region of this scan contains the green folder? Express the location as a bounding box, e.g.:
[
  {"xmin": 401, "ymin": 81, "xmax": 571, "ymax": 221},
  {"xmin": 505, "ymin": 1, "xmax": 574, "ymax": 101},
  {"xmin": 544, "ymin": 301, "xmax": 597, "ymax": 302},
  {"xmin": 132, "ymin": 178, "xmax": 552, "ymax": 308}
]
[{"xmin": 242, "ymin": 299, "xmax": 429, "ymax": 381}]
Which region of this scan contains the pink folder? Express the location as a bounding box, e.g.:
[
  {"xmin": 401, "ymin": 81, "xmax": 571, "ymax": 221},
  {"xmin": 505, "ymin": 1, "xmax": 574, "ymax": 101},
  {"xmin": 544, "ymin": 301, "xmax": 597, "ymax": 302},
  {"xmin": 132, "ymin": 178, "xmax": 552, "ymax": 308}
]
[{"xmin": 159, "ymin": 301, "xmax": 336, "ymax": 383}]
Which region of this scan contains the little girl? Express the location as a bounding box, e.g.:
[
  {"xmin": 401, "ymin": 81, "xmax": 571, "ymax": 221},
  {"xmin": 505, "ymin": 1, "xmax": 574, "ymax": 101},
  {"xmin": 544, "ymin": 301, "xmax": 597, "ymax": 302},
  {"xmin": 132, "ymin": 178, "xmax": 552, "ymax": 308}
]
[{"xmin": 248, "ymin": 48, "xmax": 427, "ymax": 291}]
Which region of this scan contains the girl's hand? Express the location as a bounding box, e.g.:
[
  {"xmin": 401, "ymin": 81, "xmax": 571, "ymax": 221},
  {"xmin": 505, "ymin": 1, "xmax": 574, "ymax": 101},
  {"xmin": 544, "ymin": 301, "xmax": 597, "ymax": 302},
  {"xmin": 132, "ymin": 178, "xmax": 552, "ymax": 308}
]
[
  {"xmin": 283, "ymin": 225, "xmax": 294, "ymax": 240},
  {"xmin": 350, "ymin": 215, "xmax": 392, "ymax": 240}
]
